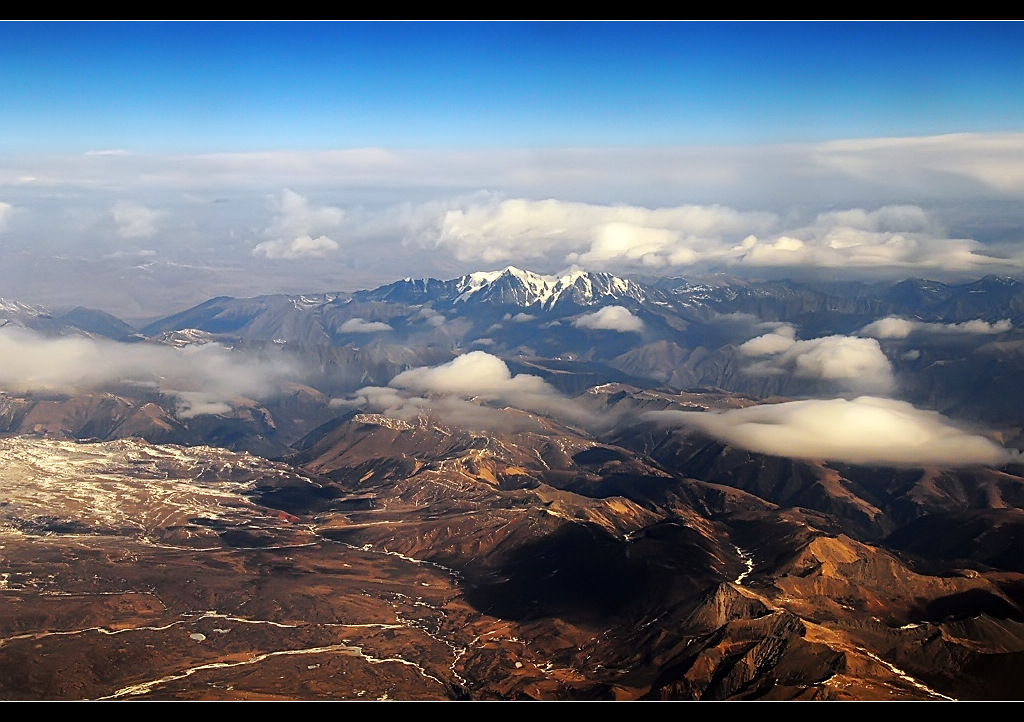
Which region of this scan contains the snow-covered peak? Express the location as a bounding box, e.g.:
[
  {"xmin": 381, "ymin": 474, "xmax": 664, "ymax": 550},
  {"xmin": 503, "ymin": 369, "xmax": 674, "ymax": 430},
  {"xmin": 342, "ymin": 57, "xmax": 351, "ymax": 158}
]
[
  {"xmin": 455, "ymin": 266, "xmax": 559, "ymax": 305},
  {"xmin": 153, "ymin": 328, "xmax": 220, "ymax": 348},
  {"xmin": 453, "ymin": 266, "xmax": 646, "ymax": 308},
  {"xmin": 0, "ymin": 298, "xmax": 46, "ymax": 316},
  {"xmin": 290, "ymin": 293, "xmax": 342, "ymax": 311},
  {"xmin": 0, "ymin": 297, "xmax": 51, "ymax": 330}
]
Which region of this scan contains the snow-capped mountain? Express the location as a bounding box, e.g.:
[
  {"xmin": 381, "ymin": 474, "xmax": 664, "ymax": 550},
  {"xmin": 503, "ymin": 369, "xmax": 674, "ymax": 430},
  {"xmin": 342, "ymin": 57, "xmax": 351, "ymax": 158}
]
[
  {"xmin": 359, "ymin": 265, "xmax": 652, "ymax": 310},
  {"xmin": 0, "ymin": 298, "xmax": 139, "ymax": 340},
  {"xmin": 0, "ymin": 297, "xmax": 50, "ymax": 328},
  {"xmin": 452, "ymin": 266, "xmax": 649, "ymax": 309}
]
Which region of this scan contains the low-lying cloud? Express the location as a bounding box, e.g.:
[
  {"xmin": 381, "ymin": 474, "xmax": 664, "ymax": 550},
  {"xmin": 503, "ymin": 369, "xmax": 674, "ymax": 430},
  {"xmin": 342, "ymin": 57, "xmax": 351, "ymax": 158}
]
[
  {"xmin": 740, "ymin": 331, "xmax": 894, "ymax": 394},
  {"xmin": 737, "ymin": 324, "xmax": 797, "ymax": 356},
  {"xmin": 340, "ymin": 318, "xmax": 394, "ymax": 333},
  {"xmin": 573, "ymin": 305, "xmax": 644, "ymax": 332},
  {"xmin": 0, "ymin": 327, "xmax": 303, "ymax": 418},
  {"xmin": 345, "ymin": 385, "xmax": 526, "ymax": 432},
  {"xmin": 860, "ymin": 316, "xmax": 1013, "ymax": 338},
  {"xmin": 390, "ymin": 350, "xmax": 553, "ymax": 398},
  {"xmin": 646, "ymin": 396, "xmax": 1017, "ymax": 467},
  {"xmin": 345, "ymin": 351, "xmax": 592, "ymax": 431}
]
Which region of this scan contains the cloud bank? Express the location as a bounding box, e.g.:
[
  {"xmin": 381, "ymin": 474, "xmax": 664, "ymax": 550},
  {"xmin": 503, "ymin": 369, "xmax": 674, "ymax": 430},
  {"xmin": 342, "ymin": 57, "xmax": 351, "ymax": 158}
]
[
  {"xmin": 346, "ymin": 351, "xmax": 591, "ymax": 431},
  {"xmin": 860, "ymin": 316, "xmax": 1013, "ymax": 338},
  {"xmin": 347, "ymin": 385, "xmax": 526, "ymax": 432},
  {"xmin": 0, "ymin": 327, "xmax": 303, "ymax": 418},
  {"xmin": 429, "ymin": 197, "xmax": 1019, "ymax": 276},
  {"xmin": 646, "ymin": 396, "xmax": 1017, "ymax": 467},
  {"xmin": 3, "ymin": 134, "xmax": 1024, "ymax": 316},
  {"xmin": 435, "ymin": 198, "xmax": 777, "ymax": 269}
]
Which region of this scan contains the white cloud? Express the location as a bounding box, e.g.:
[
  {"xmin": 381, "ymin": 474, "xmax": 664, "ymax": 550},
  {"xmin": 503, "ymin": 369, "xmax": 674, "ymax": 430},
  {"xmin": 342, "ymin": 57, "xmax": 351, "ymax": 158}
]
[
  {"xmin": 5, "ymin": 135, "xmax": 1024, "ymax": 316},
  {"xmin": 435, "ymin": 197, "xmax": 776, "ymax": 270},
  {"xmin": 742, "ymin": 334, "xmax": 894, "ymax": 394},
  {"xmin": 0, "ymin": 327, "xmax": 303, "ymax": 418},
  {"xmin": 860, "ymin": 316, "xmax": 1013, "ymax": 338},
  {"xmin": 948, "ymin": 319, "xmax": 1013, "ymax": 334},
  {"xmin": 268, "ymin": 188, "xmax": 344, "ymax": 232},
  {"xmin": 111, "ymin": 200, "xmax": 164, "ymax": 239},
  {"xmin": 733, "ymin": 217, "xmax": 1006, "ymax": 272},
  {"xmin": 573, "ymin": 305, "xmax": 644, "ymax": 333},
  {"xmin": 646, "ymin": 396, "xmax": 1017, "ymax": 468},
  {"xmin": 338, "ymin": 351, "xmax": 595, "ymax": 430},
  {"xmin": 252, "ymin": 234, "xmax": 338, "ymax": 259},
  {"xmin": 391, "ymin": 351, "xmax": 553, "ymax": 398},
  {"xmin": 339, "ymin": 348, "xmax": 569, "ymax": 428},
  {"xmin": 429, "ymin": 196, "xmax": 1019, "ymax": 276},
  {"xmin": 340, "ymin": 318, "xmax": 393, "ymax": 333},
  {"xmin": 859, "ymin": 317, "xmax": 918, "ymax": 339},
  {"xmin": 737, "ymin": 324, "xmax": 797, "ymax": 356},
  {"xmin": 413, "ymin": 307, "xmax": 448, "ymax": 327},
  {"xmin": 353, "ymin": 384, "xmax": 519, "ymax": 431},
  {"xmin": 252, "ymin": 189, "xmax": 343, "ymax": 259},
  {"xmin": 175, "ymin": 393, "xmax": 234, "ymax": 420}
]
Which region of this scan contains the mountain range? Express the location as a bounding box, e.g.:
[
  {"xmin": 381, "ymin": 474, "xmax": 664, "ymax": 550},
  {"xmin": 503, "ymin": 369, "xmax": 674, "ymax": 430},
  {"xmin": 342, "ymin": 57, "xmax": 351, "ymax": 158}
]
[{"xmin": 2, "ymin": 266, "xmax": 1024, "ymax": 700}]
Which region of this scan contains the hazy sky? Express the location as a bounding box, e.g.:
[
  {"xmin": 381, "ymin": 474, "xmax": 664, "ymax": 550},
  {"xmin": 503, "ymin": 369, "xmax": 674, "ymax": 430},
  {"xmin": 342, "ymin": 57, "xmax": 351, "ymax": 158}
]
[{"xmin": 3, "ymin": 21, "xmax": 1024, "ymax": 317}]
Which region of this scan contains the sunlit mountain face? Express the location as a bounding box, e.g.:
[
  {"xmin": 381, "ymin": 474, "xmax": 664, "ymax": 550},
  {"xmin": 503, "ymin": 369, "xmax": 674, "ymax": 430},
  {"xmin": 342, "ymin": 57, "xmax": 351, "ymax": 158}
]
[{"xmin": 2, "ymin": 265, "xmax": 1024, "ymax": 700}]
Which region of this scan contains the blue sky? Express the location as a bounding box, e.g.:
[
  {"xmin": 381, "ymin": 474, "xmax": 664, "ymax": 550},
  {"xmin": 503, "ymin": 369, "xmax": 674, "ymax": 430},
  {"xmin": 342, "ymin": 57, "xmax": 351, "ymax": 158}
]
[
  {"xmin": 3, "ymin": 21, "xmax": 1024, "ymax": 316},
  {"xmin": 3, "ymin": 21, "xmax": 1024, "ymax": 152}
]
